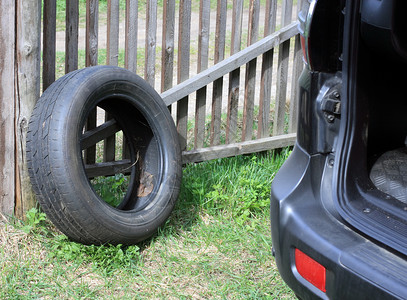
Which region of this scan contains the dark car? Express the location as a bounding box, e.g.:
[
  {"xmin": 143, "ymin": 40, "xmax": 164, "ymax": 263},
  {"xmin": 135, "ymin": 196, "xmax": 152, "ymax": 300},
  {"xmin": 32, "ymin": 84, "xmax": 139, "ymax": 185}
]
[{"xmin": 270, "ymin": 0, "xmax": 407, "ymax": 299}]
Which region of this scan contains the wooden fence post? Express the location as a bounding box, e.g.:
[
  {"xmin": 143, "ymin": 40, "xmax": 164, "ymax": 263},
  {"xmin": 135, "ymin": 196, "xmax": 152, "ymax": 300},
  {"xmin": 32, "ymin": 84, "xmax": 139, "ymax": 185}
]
[
  {"xmin": 66, "ymin": 0, "xmax": 79, "ymax": 73},
  {"xmin": 210, "ymin": 0, "xmax": 227, "ymax": 146},
  {"xmin": 14, "ymin": 0, "xmax": 42, "ymax": 218},
  {"xmin": 161, "ymin": 0, "xmax": 175, "ymax": 93},
  {"xmin": 257, "ymin": 0, "xmax": 277, "ymax": 139},
  {"xmin": 145, "ymin": 0, "xmax": 158, "ymax": 87},
  {"xmin": 0, "ymin": 0, "xmax": 16, "ymax": 217},
  {"xmin": 273, "ymin": 0, "xmax": 293, "ymax": 136},
  {"xmin": 177, "ymin": 0, "xmax": 192, "ymax": 151},
  {"xmin": 43, "ymin": 0, "xmax": 57, "ymax": 91},
  {"xmin": 225, "ymin": 0, "xmax": 243, "ymax": 144},
  {"xmin": 125, "ymin": 0, "xmax": 138, "ymax": 72}
]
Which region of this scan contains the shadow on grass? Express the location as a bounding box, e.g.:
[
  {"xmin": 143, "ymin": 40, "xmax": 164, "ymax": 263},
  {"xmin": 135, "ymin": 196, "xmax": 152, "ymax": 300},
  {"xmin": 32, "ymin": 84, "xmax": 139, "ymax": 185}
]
[{"xmin": 138, "ymin": 148, "xmax": 291, "ymax": 250}]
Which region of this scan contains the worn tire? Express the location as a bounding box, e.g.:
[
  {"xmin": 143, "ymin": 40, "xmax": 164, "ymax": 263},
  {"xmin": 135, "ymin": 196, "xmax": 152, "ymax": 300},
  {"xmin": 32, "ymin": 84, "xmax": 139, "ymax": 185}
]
[{"xmin": 26, "ymin": 66, "xmax": 182, "ymax": 245}]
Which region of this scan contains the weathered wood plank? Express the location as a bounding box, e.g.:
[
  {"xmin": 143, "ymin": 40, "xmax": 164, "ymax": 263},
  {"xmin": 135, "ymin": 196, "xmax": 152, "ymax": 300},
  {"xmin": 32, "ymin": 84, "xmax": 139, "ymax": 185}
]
[
  {"xmin": 86, "ymin": 0, "xmax": 99, "ymax": 67},
  {"xmin": 257, "ymin": 0, "xmax": 277, "ymax": 139},
  {"xmin": 123, "ymin": 0, "xmax": 137, "ymax": 159},
  {"xmin": 105, "ymin": 1, "xmax": 119, "ymax": 161},
  {"xmin": 210, "ymin": 0, "xmax": 227, "ymax": 146},
  {"xmin": 103, "ymin": 113, "xmax": 116, "ymax": 162},
  {"xmin": 197, "ymin": 0, "xmax": 210, "ymax": 73},
  {"xmin": 84, "ymin": 109, "xmax": 97, "ymax": 164},
  {"xmin": 122, "ymin": 138, "xmax": 131, "ymax": 160},
  {"xmin": 182, "ymin": 133, "xmax": 296, "ymax": 164},
  {"xmin": 161, "ymin": 21, "xmax": 299, "ymax": 105},
  {"xmin": 177, "ymin": 0, "xmax": 191, "ymax": 83},
  {"xmin": 43, "ymin": 0, "xmax": 56, "ymax": 90},
  {"xmin": 107, "ymin": 0, "xmax": 120, "ymax": 66},
  {"xmin": 226, "ymin": 0, "xmax": 244, "ymax": 144},
  {"xmin": 65, "ymin": 0, "xmax": 79, "ymax": 73},
  {"xmin": 125, "ymin": 0, "xmax": 138, "ymax": 72},
  {"xmin": 242, "ymin": 0, "xmax": 260, "ymax": 141},
  {"xmin": 273, "ymin": 0, "xmax": 293, "ymax": 136},
  {"xmin": 161, "ymin": 0, "xmax": 175, "ymax": 92},
  {"xmin": 0, "ymin": 0, "xmax": 16, "ymax": 216},
  {"xmin": 289, "ymin": 0, "xmax": 304, "ymax": 133},
  {"xmin": 85, "ymin": 160, "xmax": 133, "ymax": 178},
  {"xmin": 194, "ymin": 0, "xmax": 211, "ymax": 149},
  {"xmin": 226, "ymin": 69, "xmax": 240, "ymax": 144},
  {"xmin": 176, "ymin": 0, "xmax": 192, "ymax": 150},
  {"xmin": 145, "ymin": 0, "xmax": 157, "ymax": 87},
  {"xmin": 81, "ymin": 119, "xmax": 121, "ymax": 150},
  {"xmin": 15, "ymin": 0, "xmax": 42, "ymax": 217}
]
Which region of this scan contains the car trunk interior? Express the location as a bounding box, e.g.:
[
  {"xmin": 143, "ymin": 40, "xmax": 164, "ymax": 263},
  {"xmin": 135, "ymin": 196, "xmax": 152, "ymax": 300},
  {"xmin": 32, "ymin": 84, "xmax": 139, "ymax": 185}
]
[
  {"xmin": 337, "ymin": 0, "xmax": 407, "ymax": 256},
  {"xmin": 362, "ymin": 1, "xmax": 407, "ymax": 211}
]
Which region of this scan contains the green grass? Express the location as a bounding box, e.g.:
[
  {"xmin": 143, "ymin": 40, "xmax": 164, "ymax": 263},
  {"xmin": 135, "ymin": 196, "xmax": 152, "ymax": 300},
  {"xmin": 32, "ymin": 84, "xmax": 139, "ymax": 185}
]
[{"xmin": 0, "ymin": 150, "xmax": 295, "ymax": 299}]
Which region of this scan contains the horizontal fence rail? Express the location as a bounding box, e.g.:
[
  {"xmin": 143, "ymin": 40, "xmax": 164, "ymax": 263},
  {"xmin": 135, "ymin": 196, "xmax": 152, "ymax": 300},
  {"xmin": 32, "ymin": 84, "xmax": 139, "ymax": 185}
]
[
  {"xmin": 160, "ymin": 21, "xmax": 298, "ymax": 106},
  {"xmin": 41, "ymin": 0, "xmax": 303, "ymax": 167}
]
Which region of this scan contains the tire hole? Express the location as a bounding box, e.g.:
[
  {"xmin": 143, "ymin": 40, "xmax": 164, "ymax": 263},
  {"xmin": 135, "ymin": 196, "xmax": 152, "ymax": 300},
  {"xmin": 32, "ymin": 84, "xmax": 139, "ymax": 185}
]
[
  {"xmin": 81, "ymin": 105, "xmax": 134, "ymax": 208},
  {"xmin": 90, "ymin": 173, "xmax": 130, "ymax": 208}
]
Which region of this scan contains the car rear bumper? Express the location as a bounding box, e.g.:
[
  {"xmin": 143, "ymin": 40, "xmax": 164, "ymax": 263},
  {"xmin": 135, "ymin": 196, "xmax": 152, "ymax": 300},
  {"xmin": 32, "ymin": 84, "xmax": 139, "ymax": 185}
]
[{"xmin": 270, "ymin": 145, "xmax": 407, "ymax": 300}]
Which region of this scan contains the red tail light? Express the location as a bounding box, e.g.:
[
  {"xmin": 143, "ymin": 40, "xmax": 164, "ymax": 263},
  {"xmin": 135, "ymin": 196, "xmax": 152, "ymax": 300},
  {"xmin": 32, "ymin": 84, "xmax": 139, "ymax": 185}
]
[
  {"xmin": 300, "ymin": 35, "xmax": 308, "ymax": 65},
  {"xmin": 295, "ymin": 248, "xmax": 327, "ymax": 293},
  {"xmin": 298, "ymin": 0, "xmax": 344, "ymax": 72},
  {"xmin": 298, "ymin": 0, "xmax": 316, "ymax": 67}
]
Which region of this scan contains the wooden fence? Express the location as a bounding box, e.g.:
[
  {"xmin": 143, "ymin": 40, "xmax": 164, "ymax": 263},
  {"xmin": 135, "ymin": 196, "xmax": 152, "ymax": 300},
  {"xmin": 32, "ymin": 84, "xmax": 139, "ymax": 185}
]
[
  {"xmin": 43, "ymin": 0, "xmax": 302, "ymax": 163},
  {"xmin": 0, "ymin": 0, "xmax": 303, "ymax": 217}
]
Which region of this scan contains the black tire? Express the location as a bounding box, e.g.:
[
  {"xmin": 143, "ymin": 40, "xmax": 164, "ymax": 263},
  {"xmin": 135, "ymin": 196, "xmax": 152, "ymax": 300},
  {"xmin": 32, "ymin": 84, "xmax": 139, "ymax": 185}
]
[{"xmin": 26, "ymin": 66, "xmax": 182, "ymax": 245}]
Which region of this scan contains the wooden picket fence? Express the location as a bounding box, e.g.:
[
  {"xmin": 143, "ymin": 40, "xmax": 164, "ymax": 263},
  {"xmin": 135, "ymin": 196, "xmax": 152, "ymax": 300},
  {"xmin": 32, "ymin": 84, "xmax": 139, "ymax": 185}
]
[
  {"xmin": 0, "ymin": 0, "xmax": 303, "ymax": 217},
  {"xmin": 43, "ymin": 0, "xmax": 302, "ymax": 164}
]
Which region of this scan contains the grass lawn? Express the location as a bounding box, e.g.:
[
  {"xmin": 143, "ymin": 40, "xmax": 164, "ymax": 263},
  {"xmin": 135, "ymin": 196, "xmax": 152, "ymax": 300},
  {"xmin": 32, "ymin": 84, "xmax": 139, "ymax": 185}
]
[{"xmin": 0, "ymin": 150, "xmax": 295, "ymax": 299}]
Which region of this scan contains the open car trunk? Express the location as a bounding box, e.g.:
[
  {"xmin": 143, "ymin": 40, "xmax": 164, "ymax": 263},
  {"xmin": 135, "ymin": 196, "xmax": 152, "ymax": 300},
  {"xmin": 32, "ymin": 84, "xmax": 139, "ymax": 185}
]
[{"xmin": 336, "ymin": 0, "xmax": 407, "ymax": 256}]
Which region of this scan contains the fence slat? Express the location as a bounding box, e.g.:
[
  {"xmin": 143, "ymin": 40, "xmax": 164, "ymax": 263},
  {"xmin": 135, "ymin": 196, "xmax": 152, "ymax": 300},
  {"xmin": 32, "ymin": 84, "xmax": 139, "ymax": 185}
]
[
  {"xmin": 161, "ymin": 22, "xmax": 298, "ymax": 105},
  {"xmin": 43, "ymin": 0, "xmax": 56, "ymax": 90},
  {"xmin": 145, "ymin": 0, "xmax": 157, "ymax": 87},
  {"xmin": 104, "ymin": 113, "xmax": 116, "ymax": 162},
  {"xmin": 125, "ymin": 0, "xmax": 138, "ymax": 72},
  {"xmin": 226, "ymin": 0, "xmax": 244, "ymax": 144},
  {"xmin": 65, "ymin": 0, "xmax": 79, "ymax": 73},
  {"xmin": 86, "ymin": 0, "xmax": 99, "ymax": 67},
  {"xmin": 82, "ymin": 119, "xmax": 120, "ymax": 149},
  {"xmin": 15, "ymin": 0, "xmax": 42, "ymax": 216},
  {"xmin": 194, "ymin": 0, "xmax": 211, "ymax": 149},
  {"xmin": 84, "ymin": 109, "xmax": 97, "ymax": 164},
  {"xmin": 105, "ymin": 0, "xmax": 120, "ymax": 162},
  {"xmin": 289, "ymin": 0, "xmax": 304, "ymax": 133},
  {"xmin": 242, "ymin": 0, "xmax": 260, "ymax": 141},
  {"xmin": 273, "ymin": 0, "xmax": 293, "ymax": 136},
  {"xmin": 183, "ymin": 133, "xmax": 296, "ymax": 164},
  {"xmin": 177, "ymin": 0, "xmax": 192, "ymax": 150},
  {"xmin": 210, "ymin": 0, "xmax": 227, "ymax": 146},
  {"xmin": 85, "ymin": 160, "xmax": 132, "ymax": 178},
  {"xmin": 257, "ymin": 0, "xmax": 277, "ymax": 138},
  {"xmin": 1, "ymin": 0, "xmax": 16, "ymax": 216},
  {"xmin": 123, "ymin": 0, "xmax": 138, "ymax": 160},
  {"xmin": 107, "ymin": 0, "xmax": 120, "ymax": 66},
  {"xmin": 161, "ymin": 0, "xmax": 176, "ymax": 92}
]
